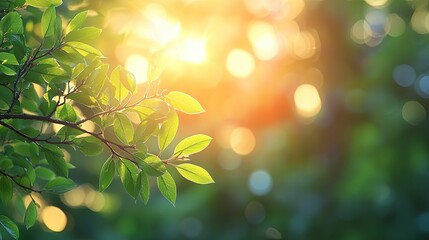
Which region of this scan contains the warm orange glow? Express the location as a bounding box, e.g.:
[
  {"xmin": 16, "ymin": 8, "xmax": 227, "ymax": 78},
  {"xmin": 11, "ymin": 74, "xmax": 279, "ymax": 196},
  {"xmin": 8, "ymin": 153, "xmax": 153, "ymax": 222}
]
[
  {"xmin": 125, "ymin": 54, "xmax": 149, "ymax": 84},
  {"xmin": 230, "ymin": 127, "xmax": 256, "ymax": 155},
  {"xmin": 292, "ymin": 31, "xmax": 318, "ymax": 59},
  {"xmin": 41, "ymin": 206, "xmax": 67, "ymax": 232},
  {"xmin": 176, "ymin": 37, "xmax": 207, "ymax": 64},
  {"xmin": 294, "ymin": 84, "xmax": 322, "ymax": 118},
  {"xmin": 226, "ymin": 49, "xmax": 256, "ymax": 78},
  {"xmin": 247, "ymin": 21, "xmax": 279, "ymax": 61},
  {"xmin": 138, "ymin": 3, "xmax": 181, "ymax": 45}
]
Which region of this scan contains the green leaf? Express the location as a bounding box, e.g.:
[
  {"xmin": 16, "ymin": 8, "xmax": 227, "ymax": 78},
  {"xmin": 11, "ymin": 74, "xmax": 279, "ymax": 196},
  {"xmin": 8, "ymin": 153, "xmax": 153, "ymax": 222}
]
[
  {"xmin": 99, "ymin": 157, "xmax": 115, "ymax": 192},
  {"xmin": 41, "ymin": 144, "xmax": 68, "ymax": 177},
  {"xmin": 174, "ymin": 134, "xmax": 212, "ymax": 156},
  {"xmin": 0, "ymin": 156, "xmax": 13, "ymax": 170},
  {"xmin": 135, "ymin": 153, "xmax": 166, "ymax": 176},
  {"xmin": 138, "ymin": 171, "xmax": 150, "ymax": 205},
  {"xmin": 133, "ymin": 98, "xmax": 170, "ymax": 120},
  {"xmin": 41, "ymin": 6, "xmax": 56, "ymax": 37},
  {"xmin": 157, "ymin": 171, "xmax": 176, "ymax": 205},
  {"xmin": 135, "ymin": 120, "xmax": 158, "ymax": 143},
  {"xmin": 176, "ymin": 163, "xmax": 214, "ymax": 184},
  {"xmin": 0, "ymin": 12, "xmax": 23, "ymax": 36},
  {"xmin": 66, "ymin": 11, "xmax": 88, "ymax": 34},
  {"xmin": 117, "ymin": 159, "xmax": 138, "ymax": 197},
  {"xmin": 57, "ymin": 103, "xmax": 77, "ymax": 122},
  {"xmin": 26, "ymin": 0, "xmax": 62, "ymax": 7},
  {"xmin": 0, "ymin": 53, "xmax": 19, "ymax": 65},
  {"xmin": 10, "ymin": 34, "xmax": 26, "ymax": 62},
  {"xmin": 158, "ymin": 110, "xmax": 178, "ymax": 151},
  {"xmin": 24, "ymin": 201, "xmax": 37, "ymax": 229},
  {"xmin": 0, "ymin": 176, "xmax": 13, "ymax": 204},
  {"xmin": 64, "ymin": 27, "xmax": 102, "ymax": 43},
  {"xmin": 165, "ymin": 91, "xmax": 205, "ymax": 114},
  {"xmin": 45, "ymin": 177, "xmax": 76, "ymax": 193},
  {"xmin": 35, "ymin": 166, "xmax": 55, "ymax": 181},
  {"xmin": 110, "ymin": 66, "xmax": 135, "ymax": 102},
  {"xmin": 66, "ymin": 41, "xmax": 103, "ymax": 56},
  {"xmin": 0, "ymin": 215, "xmax": 19, "ymax": 239},
  {"xmin": 74, "ymin": 136, "xmax": 103, "ymax": 156},
  {"xmin": 113, "ymin": 113, "xmax": 134, "ymax": 145},
  {"xmin": 0, "ymin": 64, "xmax": 17, "ymax": 76}
]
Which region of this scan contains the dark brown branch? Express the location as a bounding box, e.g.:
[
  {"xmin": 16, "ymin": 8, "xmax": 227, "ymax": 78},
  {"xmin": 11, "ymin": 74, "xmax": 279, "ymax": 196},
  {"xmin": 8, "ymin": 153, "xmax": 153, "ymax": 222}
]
[{"xmin": 0, "ymin": 170, "xmax": 42, "ymax": 193}]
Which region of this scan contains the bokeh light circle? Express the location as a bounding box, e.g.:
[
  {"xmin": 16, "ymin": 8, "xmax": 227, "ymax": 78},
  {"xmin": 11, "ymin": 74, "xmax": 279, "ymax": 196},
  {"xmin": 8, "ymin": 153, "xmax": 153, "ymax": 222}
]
[{"xmin": 248, "ymin": 170, "xmax": 272, "ymax": 196}]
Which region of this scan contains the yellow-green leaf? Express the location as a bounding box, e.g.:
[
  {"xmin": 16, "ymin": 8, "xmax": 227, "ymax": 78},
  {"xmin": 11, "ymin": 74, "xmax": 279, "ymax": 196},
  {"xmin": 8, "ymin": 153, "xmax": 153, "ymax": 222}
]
[
  {"xmin": 176, "ymin": 163, "xmax": 214, "ymax": 184},
  {"xmin": 138, "ymin": 171, "xmax": 150, "ymax": 205},
  {"xmin": 157, "ymin": 171, "xmax": 176, "ymax": 205},
  {"xmin": 113, "ymin": 113, "xmax": 134, "ymax": 145},
  {"xmin": 158, "ymin": 110, "xmax": 178, "ymax": 151},
  {"xmin": 66, "ymin": 11, "xmax": 88, "ymax": 34},
  {"xmin": 41, "ymin": 6, "xmax": 56, "ymax": 37},
  {"xmin": 26, "ymin": 0, "xmax": 62, "ymax": 7},
  {"xmin": 64, "ymin": 27, "xmax": 101, "ymax": 43},
  {"xmin": 165, "ymin": 91, "xmax": 205, "ymax": 114},
  {"xmin": 135, "ymin": 153, "xmax": 166, "ymax": 176},
  {"xmin": 174, "ymin": 134, "xmax": 212, "ymax": 156}
]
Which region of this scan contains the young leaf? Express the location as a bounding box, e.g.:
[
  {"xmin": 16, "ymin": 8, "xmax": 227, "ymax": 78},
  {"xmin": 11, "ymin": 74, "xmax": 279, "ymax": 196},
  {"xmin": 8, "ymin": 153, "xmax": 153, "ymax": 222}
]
[
  {"xmin": 99, "ymin": 157, "xmax": 115, "ymax": 192},
  {"xmin": 174, "ymin": 134, "xmax": 212, "ymax": 156},
  {"xmin": 135, "ymin": 153, "xmax": 166, "ymax": 176},
  {"xmin": 44, "ymin": 177, "xmax": 76, "ymax": 193},
  {"xmin": 0, "ymin": 215, "xmax": 19, "ymax": 239},
  {"xmin": 24, "ymin": 201, "xmax": 37, "ymax": 229},
  {"xmin": 158, "ymin": 110, "xmax": 178, "ymax": 151},
  {"xmin": 26, "ymin": 0, "xmax": 62, "ymax": 7},
  {"xmin": 176, "ymin": 163, "xmax": 214, "ymax": 184},
  {"xmin": 41, "ymin": 6, "xmax": 56, "ymax": 37},
  {"xmin": 113, "ymin": 113, "xmax": 134, "ymax": 145},
  {"xmin": 164, "ymin": 91, "xmax": 205, "ymax": 114},
  {"xmin": 157, "ymin": 171, "xmax": 176, "ymax": 206},
  {"xmin": 0, "ymin": 176, "xmax": 13, "ymax": 204},
  {"xmin": 66, "ymin": 11, "xmax": 88, "ymax": 34},
  {"xmin": 41, "ymin": 145, "xmax": 68, "ymax": 177},
  {"xmin": 138, "ymin": 171, "xmax": 150, "ymax": 205}
]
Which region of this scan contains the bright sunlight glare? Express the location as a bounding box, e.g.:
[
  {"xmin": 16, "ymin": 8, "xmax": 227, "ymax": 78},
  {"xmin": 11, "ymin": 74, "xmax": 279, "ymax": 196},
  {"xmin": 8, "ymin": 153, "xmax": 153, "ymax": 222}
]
[
  {"xmin": 125, "ymin": 54, "xmax": 149, "ymax": 84},
  {"xmin": 176, "ymin": 37, "xmax": 207, "ymax": 63},
  {"xmin": 247, "ymin": 21, "xmax": 279, "ymax": 61},
  {"xmin": 226, "ymin": 49, "xmax": 256, "ymax": 78},
  {"xmin": 294, "ymin": 84, "xmax": 322, "ymax": 118}
]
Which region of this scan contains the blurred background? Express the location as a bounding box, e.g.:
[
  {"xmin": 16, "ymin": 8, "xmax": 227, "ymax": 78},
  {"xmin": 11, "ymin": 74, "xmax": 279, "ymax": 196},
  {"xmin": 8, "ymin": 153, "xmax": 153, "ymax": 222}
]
[{"xmin": 15, "ymin": 0, "xmax": 429, "ymax": 239}]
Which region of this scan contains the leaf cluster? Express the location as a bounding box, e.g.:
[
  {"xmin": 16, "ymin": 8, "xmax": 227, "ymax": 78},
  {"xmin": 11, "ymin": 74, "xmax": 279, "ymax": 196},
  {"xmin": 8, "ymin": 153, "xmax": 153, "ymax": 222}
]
[{"xmin": 0, "ymin": 2, "xmax": 213, "ymax": 239}]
